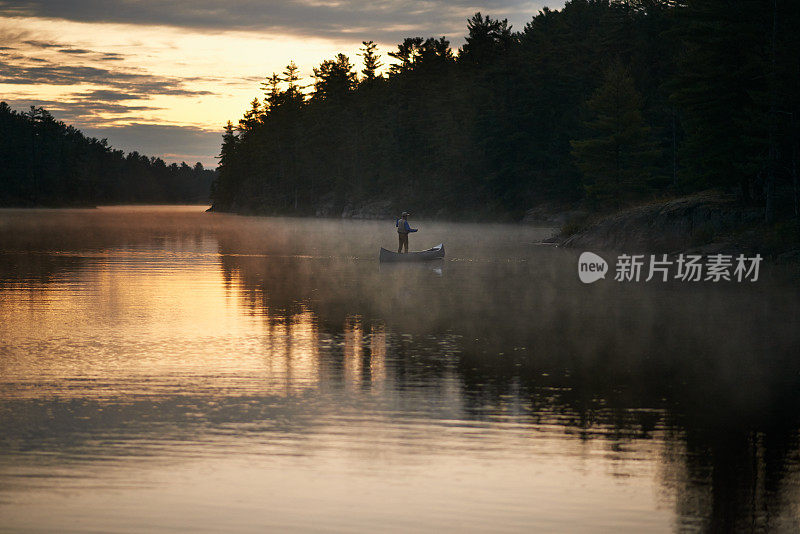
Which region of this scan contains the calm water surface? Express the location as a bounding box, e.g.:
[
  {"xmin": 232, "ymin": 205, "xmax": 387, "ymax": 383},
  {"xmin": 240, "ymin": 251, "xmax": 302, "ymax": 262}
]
[{"xmin": 1, "ymin": 206, "xmax": 799, "ymax": 533}]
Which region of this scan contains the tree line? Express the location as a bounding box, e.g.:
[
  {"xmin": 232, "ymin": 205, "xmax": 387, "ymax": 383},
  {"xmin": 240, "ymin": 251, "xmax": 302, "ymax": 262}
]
[
  {"xmin": 0, "ymin": 102, "xmax": 215, "ymax": 207},
  {"xmin": 211, "ymin": 0, "xmax": 800, "ymax": 222}
]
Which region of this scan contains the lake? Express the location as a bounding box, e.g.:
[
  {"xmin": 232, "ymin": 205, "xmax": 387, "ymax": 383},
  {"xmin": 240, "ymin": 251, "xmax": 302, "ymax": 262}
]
[{"xmin": 1, "ymin": 205, "xmax": 799, "ymax": 533}]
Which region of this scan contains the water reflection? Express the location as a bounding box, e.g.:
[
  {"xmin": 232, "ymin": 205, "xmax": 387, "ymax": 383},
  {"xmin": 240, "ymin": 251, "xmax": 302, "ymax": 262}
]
[{"xmin": 1, "ymin": 206, "xmax": 799, "ymax": 532}]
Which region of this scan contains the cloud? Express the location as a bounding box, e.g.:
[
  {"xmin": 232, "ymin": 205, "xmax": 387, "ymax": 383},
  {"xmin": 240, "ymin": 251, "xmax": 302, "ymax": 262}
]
[
  {"xmin": 0, "ymin": 60, "xmax": 128, "ymax": 85},
  {"xmin": 22, "ymin": 38, "xmax": 59, "ymax": 48},
  {"xmin": 63, "ymin": 101, "xmax": 162, "ymax": 116},
  {"xmin": 2, "ymin": 97, "xmax": 162, "ymax": 123},
  {"xmin": 0, "ymin": 49, "xmax": 217, "ymax": 130},
  {"xmin": 58, "ymin": 47, "xmax": 92, "ymax": 54},
  {"xmin": 0, "ymin": 50, "xmax": 46, "ymax": 61},
  {"xmin": 81, "ymin": 123, "xmax": 223, "ymax": 166},
  {"xmin": 0, "ymin": 26, "xmax": 31, "ymax": 46},
  {"xmin": 0, "ymin": 30, "xmax": 222, "ymax": 155},
  {"xmin": 17, "ymin": 37, "xmax": 129, "ymax": 59},
  {"xmin": 0, "ymin": 56, "xmax": 215, "ymax": 98},
  {"xmin": 81, "ymin": 89, "xmax": 146, "ymax": 101},
  {"xmin": 0, "ymin": 0, "xmax": 539, "ymax": 42}
]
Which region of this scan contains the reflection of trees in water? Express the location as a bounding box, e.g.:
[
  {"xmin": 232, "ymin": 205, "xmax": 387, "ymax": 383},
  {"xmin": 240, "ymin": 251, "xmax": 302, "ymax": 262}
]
[
  {"xmin": 2, "ymin": 213, "xmax": 800, "ymax": 529},
  {"xmin": 0, "ymin": 252, "xmax": 84, "ymax": 287},
  {"xmin": 0, "ymin": 208, "xmax": 216, "ymax": 253},
  {"xmin": 659, "ymin": 408, "xmax": 800, "ymax": 533},
  {"xmin": 220, "ymin": 248, "xmax": 800, "ymax": 531}
]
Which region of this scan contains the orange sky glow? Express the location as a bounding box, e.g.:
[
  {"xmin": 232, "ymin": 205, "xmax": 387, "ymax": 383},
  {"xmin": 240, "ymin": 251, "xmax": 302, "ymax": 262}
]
[{"xmin": 0, "ymin": 2, "xmax": 548, "ymax": 166}]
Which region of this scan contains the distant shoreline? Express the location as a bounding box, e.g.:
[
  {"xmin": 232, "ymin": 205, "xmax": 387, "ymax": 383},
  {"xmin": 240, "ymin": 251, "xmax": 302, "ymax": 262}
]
[
  {"xmin": 9, "ymin": 196, "xmax": 796, "ymax": 263},
  {"xmin": 209, "ymin": 191, "xmax": 800, "ymax": 264},
  {"xmin": 0, "ymin": 201, "xmax": 211, "ymax": 210}
]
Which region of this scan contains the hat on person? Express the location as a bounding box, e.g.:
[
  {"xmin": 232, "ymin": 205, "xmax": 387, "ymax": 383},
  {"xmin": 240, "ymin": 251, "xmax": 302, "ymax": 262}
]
[{"xmin": 401, "ymin": 211, "xmax": 409, "ymax": 217}]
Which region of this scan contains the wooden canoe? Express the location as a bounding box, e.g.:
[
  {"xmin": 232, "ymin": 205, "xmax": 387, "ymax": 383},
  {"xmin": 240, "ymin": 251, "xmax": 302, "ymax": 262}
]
[{"xmin": 379, "ymin": 243, "xmax": 445, "ymax": 262}]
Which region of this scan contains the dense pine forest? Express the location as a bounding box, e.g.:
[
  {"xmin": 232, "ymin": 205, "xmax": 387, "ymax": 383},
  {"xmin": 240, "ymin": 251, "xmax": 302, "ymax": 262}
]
[
  {"xmin": 0, "ymin": 103, "xmax": 215, "ymax": 207},
  {"xmin": 211, "ymin": 0, "xmax": 800, "ymax": 222}
]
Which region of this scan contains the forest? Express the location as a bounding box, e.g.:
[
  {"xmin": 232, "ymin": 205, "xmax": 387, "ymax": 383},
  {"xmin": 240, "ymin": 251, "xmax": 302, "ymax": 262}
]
[
  {"xmin": 211, "ymin": 0, "xmax": 800, "ymax": 223},
  {"xmin": 0, "ymin": 103, "xmax": 215, "ymax": 207}
]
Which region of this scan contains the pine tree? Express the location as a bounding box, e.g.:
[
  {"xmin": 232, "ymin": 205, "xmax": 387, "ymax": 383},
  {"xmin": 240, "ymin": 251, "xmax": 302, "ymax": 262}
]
[
  {"xmin": 571, "ymin": 63, "xmax": 661, "ymax": 205},
  {"xmin": 261, "ymin": 73, "xmax": 281, "ymax": 112},
  {"xmin": 358, "ymin": 41, "xmax": 382, "ymax": 82},
  {"xmin": 312, "ymin": 54, "xmax": 358, "ymax": 102},
  {"xmin": 669, "ymin": 0, "xmax": 767, "ymax": 198},
  {"xmin": 238, "ymin": 98, "xmax": 263, "ymax": 132},
  {"xmin": 388, "ymin": 38, "xmax": 424, "ymax": 75},
  {"xmin": 459, "ymin": 12, "xmax": 513, "ymax": 66},
  {"xmin": 281, "ymin": 61, "xmax": 305, "ymax": 109}
]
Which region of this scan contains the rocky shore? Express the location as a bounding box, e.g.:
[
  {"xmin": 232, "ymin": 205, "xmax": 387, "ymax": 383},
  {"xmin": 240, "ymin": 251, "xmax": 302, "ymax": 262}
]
[{"xmin": 555, "ymin": 191, "xmax": 800, "ymax": 263}]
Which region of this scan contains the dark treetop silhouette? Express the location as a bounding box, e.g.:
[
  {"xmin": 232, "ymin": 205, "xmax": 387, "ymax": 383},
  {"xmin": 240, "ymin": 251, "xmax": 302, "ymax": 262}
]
[
  {"xmin": 210, "ymin": 1, "xmax": 800, "ymax": 226},
  {"xmin": 0, "ymin": 103, "xmax": 215, "ymax": 207}
]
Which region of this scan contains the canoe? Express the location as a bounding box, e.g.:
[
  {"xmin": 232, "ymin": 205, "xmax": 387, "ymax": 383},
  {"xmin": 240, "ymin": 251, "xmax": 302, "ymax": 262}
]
[{"xmin": 379, "ymin": 243, "xmax": 445, "ymax": 263}]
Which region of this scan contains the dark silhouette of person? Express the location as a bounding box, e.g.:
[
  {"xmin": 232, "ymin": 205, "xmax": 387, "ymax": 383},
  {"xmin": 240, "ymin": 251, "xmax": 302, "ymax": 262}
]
[{"xmin": 395, "ymin": 211, "xmax": 418, "ymax": 253}]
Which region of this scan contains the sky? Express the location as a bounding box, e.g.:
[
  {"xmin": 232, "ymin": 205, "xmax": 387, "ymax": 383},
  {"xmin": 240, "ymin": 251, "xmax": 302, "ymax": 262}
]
[{"xmin": 0, "ymin": 1, "xmax": 552, "ymax": 167}]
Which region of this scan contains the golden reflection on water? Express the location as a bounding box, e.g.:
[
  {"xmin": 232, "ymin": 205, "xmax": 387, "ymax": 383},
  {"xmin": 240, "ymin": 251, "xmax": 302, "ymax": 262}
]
[
  {"xmin": 0, "ymin": 206, "xmax": 799, "ymax": 532},
  {"xmin": 262, "ymin": 310, "xmax": 321, "ymax": 396},
  {"xmin": 343, "ymin": 315, "xmax": 364, "ymax": 390},
  {"xmin": 1, "ymin": 247, "xmax": 261, "ymax": 397},
  {"xmin": 370, "ymin": 324, "xmax": 387, "ymax": 389}
]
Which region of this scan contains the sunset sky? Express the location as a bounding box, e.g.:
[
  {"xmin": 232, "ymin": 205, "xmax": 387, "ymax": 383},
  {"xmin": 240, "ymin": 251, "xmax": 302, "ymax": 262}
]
[{"xmin": 0, "ymin": 1, "xmax": 550, "ymax": 167}]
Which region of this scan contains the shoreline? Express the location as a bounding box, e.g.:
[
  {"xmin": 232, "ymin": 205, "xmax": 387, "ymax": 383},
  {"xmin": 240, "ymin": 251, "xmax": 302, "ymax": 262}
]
[
  {"xmin": 210, "ymin": 190, "xmax": 800, "ymax": 264},
  {"xmin": 554, "ymin": 191, "xmax": 800, "ymax": 264},
  {"xmin": 11, "ymin": 195, "xmax": 796, "ymax": 263}
]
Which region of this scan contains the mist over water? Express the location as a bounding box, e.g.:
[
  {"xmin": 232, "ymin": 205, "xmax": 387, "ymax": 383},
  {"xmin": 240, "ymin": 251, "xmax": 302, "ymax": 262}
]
[{"xmin": 1, "ymin": 206, "xmax": 799, "ymax": 532}]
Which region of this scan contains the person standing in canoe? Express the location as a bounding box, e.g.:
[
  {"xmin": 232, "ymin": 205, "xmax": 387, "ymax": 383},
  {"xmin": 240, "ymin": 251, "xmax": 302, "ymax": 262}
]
[{"xmin": 396, "ymin": 211, "xmax": 418, "ymax": 253}]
